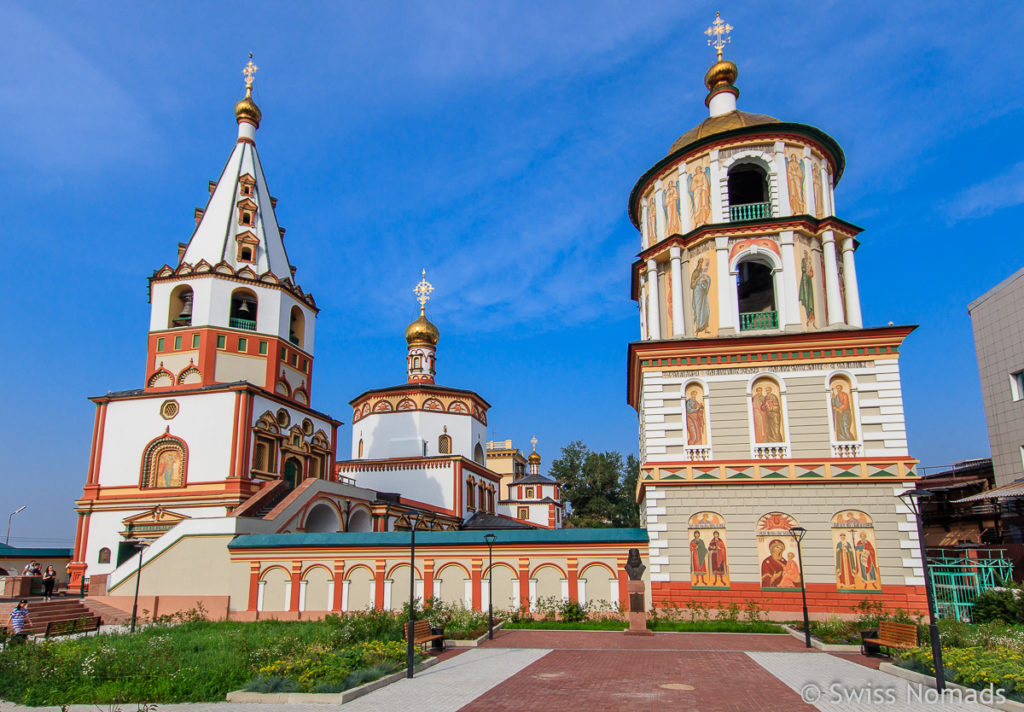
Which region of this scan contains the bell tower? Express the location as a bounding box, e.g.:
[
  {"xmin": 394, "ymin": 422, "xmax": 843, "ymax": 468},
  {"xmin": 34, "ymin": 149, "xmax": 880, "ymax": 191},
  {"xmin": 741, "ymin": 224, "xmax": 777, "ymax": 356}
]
[{"xmin": 626, "ymin": 15, "xmax": 927, "ymax": 617}]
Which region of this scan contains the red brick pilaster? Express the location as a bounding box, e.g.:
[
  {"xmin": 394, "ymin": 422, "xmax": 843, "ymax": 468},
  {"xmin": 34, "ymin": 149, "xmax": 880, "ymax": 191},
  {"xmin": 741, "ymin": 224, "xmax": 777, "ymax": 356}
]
[
  {"xmin": 567, "ymin": 557, "xmax": 579, "ymax": 602},
  {"xmin": 518, "ymin": 557, "xmax": 530, "ymax": 612},
  {"xmin": 247, "ymin": 561, "xmax": 261, "ymax": 611},
  {"xmin": 471, "ymin": 558, "xmax": 483, "ymax": 611},
  {"xmin": 289, "ymin": 561, "xmax": 302, "ymax": 612},
  {"xmin": 423, "ymin": 558, "xmax": 435, "ymax": 602},
  {"xmin": 374, "ymin": 559, "xmax": 386, "ymax": 610},
  {"xmin": 332, "ymin": 559, "xmax": 344, "ymax": 611}
]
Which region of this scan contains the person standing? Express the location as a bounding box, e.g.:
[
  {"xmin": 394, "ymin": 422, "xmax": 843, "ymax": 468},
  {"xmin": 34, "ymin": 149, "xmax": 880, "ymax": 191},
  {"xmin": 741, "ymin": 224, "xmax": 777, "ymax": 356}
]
[
  {"xmin": 22, "ymin": 560, "xmax": 41, "ymax": 576},
  {"xmin": 8, "ymin": 600, "xmax": 30, "ymax": 639},
  {"xmin": 42, "ymin": 565, "xmax": 57, "ymax": 601}
]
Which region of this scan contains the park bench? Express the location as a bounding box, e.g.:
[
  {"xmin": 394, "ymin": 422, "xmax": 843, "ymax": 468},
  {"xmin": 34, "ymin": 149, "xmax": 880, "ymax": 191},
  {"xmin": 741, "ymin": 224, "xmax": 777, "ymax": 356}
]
[
  {"xmin": 404, "ymin": 619, "xmax": 444, "ymax": 653},
  {"xmin": 44, "ymin": 616, "xmax": 101, "ymax": 639},
  {"xmin": 861, "ymin": 620, "xmax": 918, "ymax": 657}
]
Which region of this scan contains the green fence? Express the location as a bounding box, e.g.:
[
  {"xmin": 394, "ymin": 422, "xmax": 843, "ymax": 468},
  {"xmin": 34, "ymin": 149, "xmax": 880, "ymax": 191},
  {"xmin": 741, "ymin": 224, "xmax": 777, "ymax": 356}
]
[{"xmin": 928, "ymin": 551, "xmax": 1015, "ymax": 621}]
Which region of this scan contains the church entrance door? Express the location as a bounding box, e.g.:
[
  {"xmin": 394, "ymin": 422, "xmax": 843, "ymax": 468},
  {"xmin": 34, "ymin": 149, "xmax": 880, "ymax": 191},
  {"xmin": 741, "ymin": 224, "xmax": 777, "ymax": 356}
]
[{"xmin": 284, "ymin": 458, "xmax": 301, "ymax": 490}]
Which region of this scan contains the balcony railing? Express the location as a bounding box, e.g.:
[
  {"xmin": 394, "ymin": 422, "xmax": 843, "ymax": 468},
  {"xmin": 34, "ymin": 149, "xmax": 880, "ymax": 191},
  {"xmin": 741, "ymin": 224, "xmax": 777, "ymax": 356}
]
[
  {"xmin": 754, "ymin": 444, "xmax": 789, "ymax": 459},
  {"xmin": 229, "ymin": 317, "xmax": 257, "ymax": 331},
  {"xmin": 684, "ymin": 446, "xmax": 713, "ymax": 462},
  {"xmin": 831, "ymin": 442, "xmax": 863, "ymax": 458},
  {"xmin": 739, "ymin": 311, "xmax": 778, "ymax": 331},
  {"xmin": 729, "ymin": 201, "xmax": 770, "ymax": 222}
]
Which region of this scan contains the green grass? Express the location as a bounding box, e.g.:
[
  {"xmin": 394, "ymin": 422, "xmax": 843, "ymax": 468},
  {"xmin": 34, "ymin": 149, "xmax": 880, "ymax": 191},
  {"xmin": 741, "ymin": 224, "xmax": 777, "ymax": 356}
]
[
  {"xmin": 504, "ymin": 618, "xmax": 784, "ymax": 633},
  {"xmin": 0, "ymin": 612, "xmax": 417, "ymax": 706},
  {"xmin": 505, "ymin": 618, "xmax": 627, "ymax": 631}
]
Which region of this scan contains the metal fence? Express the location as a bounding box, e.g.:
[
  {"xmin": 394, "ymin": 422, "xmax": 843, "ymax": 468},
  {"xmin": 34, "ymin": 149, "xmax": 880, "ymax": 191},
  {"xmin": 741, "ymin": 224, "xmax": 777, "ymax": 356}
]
[{"xmin": 927, "ymin": 550, "xmax": 1015, "ymax": 621}]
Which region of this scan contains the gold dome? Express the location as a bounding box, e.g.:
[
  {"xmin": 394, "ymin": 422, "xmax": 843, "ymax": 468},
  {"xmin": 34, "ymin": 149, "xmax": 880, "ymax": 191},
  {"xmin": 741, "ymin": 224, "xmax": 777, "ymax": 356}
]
[
  {"xmin": 528, "ymin": 450, "xmax": 541, "ymax": 464},
  {"xmin": 405, "ymin": 312, "xmax": 439, "ymax": 347},
  {"xmin": 667, "ymin": 110, "xmax": 780, "ymax": 156},
  {"xmin": 235, "ymin": 88, "xmax": 262, "ymax": 128},
  {"xmin": 704, "ymin": 59, "xmax": 737, "ymax": 92}
]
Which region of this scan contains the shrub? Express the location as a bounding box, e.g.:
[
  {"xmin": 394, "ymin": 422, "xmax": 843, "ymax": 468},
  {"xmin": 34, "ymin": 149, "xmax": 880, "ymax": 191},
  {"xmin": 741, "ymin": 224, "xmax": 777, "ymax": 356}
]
[
  {"xmin": 897, "ymin": 645, "xmax": 1024, "ymax": 701},
  {"xmin": 973, "ymin": 584, "xmax": 1024, "ymax": 625}
]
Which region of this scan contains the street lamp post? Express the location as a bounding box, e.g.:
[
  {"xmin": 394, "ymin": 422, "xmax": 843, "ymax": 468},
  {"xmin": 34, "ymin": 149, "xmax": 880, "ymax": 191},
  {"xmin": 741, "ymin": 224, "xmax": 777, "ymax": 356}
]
[
  {"xmin": 406, "ymin": 513, "xmax": 419, "ymax": 679},
  {"xmin": 899, "ymin": 489, "xmax": 945, "ymax": 691},
  {"xmin": 128, "ymin": 539, "xmax": 151, "ymax": 634},
  {"xmin": 484, "ymin": 533, "xmax": 496, "ymax": 640},
  {"xmin": 6, "ymin": 506, "xmax": 27, "ymax": 545},
  {"xmin": 787, "ymin": 526, "xmax": 811, "ymax": 648}
]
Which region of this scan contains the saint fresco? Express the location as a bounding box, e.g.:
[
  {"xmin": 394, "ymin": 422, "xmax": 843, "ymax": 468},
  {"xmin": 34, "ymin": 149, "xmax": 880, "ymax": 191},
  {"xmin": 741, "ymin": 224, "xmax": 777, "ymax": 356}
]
[
  {"xmin": 829, "ymin": 375, "xmax": 857, "ymax": 441},
  {"xmin": 831, "ymin": 511, "xmax": 881, "ymax": 591},
  {"xmin": 786, "ymin": 150, "xmax": 806, "ymax": 214},
  {"xmin": 751, "ymin": 377, "xmax": 785, "ymax": 443},
  {"xmin": 684, "ymin": 384, "xmax": 707, "ymax": 446},
  {"xmin": 690, "ymin": 255, "xmax": 712, "ymax": 336},
  {"xmin": 689, "ymin": 512, "xmax": 729, "ymax": 589},
  {"xmin": 756, "ymin": 512, "xmax": 802, "ymax": 591}
]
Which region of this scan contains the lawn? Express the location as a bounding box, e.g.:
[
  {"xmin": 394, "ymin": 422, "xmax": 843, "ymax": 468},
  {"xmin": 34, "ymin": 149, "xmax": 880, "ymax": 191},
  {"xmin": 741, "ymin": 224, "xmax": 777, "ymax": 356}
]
[{"xmin": 0, "ymin": 610, "xmax": 420, "ymax": 705}]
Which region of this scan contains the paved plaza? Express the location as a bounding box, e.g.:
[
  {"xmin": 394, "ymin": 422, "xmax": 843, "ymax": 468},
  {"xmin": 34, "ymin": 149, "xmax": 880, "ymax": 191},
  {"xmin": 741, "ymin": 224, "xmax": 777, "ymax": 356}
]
[{"xmin": 0, "ymin": 630, "xmax": 1005, "ymax": 711}]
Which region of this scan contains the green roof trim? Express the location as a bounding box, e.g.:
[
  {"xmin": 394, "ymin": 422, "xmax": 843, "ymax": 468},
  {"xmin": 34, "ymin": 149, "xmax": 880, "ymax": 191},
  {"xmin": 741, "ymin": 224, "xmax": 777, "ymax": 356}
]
[
  {"xmin": 229, "ymin": 528, "xmax": 649, "ymax": 550},
  {"xmin": 0, "ymin": 546, "xmax": 72, "ymax": 558}
]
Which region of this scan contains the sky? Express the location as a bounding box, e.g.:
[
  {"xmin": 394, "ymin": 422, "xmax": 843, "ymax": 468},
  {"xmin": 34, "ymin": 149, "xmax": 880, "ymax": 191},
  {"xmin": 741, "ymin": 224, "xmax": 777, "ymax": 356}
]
[{"xmin": 2, "ymin": 1, "xmax": 1023, "ymax": 547}]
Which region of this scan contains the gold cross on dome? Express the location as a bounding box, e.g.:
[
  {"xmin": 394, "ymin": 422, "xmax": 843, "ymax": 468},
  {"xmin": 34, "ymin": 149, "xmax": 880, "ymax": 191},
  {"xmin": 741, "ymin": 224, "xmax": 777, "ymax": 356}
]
[
  {"xmin": 242, "ymin": 53, "xmax": 259, "ymax": 90},
  {"xmin": 705, "ymin": 12, "xmax": 733, "ymax": 61},
  {"xmin": 530, "ymin": 436, "xmax": 538, "ymax": 452},
  {"xmin": 413, "ymin": 269, "xmax": 434, "ymax": 314}
]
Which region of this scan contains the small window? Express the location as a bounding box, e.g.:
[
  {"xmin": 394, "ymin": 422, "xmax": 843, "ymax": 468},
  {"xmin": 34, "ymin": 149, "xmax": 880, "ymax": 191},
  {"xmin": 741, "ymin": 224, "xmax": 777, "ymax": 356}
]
[
  {"xmin": 525, "ymin": 486, "xmax": 534, "ymax": 498},
  {"xmin": 1011, "ymin": 371, "xmax": 1024, "ymax": 401},
  {"xmin": 301, "ymin": 359, "xmax": 307, "ymax": 371},
  {"xmin": 253, "ymin": 442, "xmax": 267, "ymax": 471},
  {"xmin": 438, "ymin": 434, "xmax": 452, "ymax": 455},
  {"xmin": 517, "ymin": 507, "xmax": 529, "ymax": 520},
  {"xmin": 240, "ymin": 184, "xmax": 252, "ymax": 197},
  {"xmin": 280, "ymin": 346, "xmax": 287, "ymax": 359},
  {"xmin": 240, "ymin": 246, "xmax": 253, "ymax": 262},
  {"xmin": 191, "ymin": 334, "xmax": 200, "ymax": 348},
  {"xmin": 413, "ymin": 355, "xmax": 421, "ymax": 369},
  {"xmin": 467, "ymin": 482, "xmax": 475, "ymax": 509},
  {"xmin": 241, "ymin": 211, "xmax": 253, "ymax": 226},
  {"xmin": 157, "ymin": 337, "xmax": 165, "ymax": 352},
  {"xmin": 238, "ymin": 337, "xmax": 247, "ymax": 352},
  {"xmin": 259, "ymin": 341, "xmax": 268, "ymax": 355},
  {"xmin": 173, "ymin": 335, "xmax": 182, "ymax": 350},
  {"xmin": 290, "ymin": 352, "xmax": 298, "ymax": 366},
  {"xmin": 216, "ymin": 335, "xmax": 226, "ymax": 349},
  {"xmin": 98, "ymin": 547, "xmax": 111, "ymax": 564},
  {"xmin": 358, "ymin": 438, "xmax": 364, "ymax": 458}
]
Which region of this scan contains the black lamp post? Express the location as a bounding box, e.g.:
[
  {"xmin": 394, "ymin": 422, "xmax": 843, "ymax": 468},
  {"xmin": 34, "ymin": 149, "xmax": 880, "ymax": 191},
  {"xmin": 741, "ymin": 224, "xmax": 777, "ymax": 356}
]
[
  {"xmin": 484, "ymin": 533, "xmax": 496, "ymax": 640},
  {"xmin": 128, "ymin": 539, "xmax": 151, "ymax": 634},
  {"xmin": 6, "ymin": 505, "xmax": 26, "ymax": 545},
  {"xmin": 899, "ymin": 489, "xmax": 945, "ymax": 691},
  {"xmin": 406, "ymin": 513, "xmax": 419, "ymax": 679},
  {"xmin": 787, "ymin": 526, "xmax": 811, "ymax": 648}
]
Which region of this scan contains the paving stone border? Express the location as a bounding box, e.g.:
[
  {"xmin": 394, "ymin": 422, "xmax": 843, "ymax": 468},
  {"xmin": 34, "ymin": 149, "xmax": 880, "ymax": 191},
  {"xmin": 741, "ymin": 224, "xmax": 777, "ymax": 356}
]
[
  {"xmin": 780, "ymin": 624, "xmax": 863, "ymax": 652},
  {"xmin": 880, "ymin": 661, "xmax": 1024, "ymax": 712},
  {"xmin": 225, "ymin": 656, "xmax": 441, "ymax": 705},
  {"xmin": 445, "ymin": 621, "xmax": 505, "ymax": 647}
]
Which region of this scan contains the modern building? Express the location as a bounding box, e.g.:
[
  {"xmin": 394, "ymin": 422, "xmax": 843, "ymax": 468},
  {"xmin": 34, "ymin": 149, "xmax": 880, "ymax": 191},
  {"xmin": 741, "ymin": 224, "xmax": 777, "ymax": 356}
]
[{"xmin": 626, "ymin": 17, "xmax": 926, "ymax": 614}]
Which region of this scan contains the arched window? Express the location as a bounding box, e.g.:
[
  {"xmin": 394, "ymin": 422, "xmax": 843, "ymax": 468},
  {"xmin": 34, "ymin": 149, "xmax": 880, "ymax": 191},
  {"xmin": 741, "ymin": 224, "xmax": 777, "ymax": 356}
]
[
  {"xmin": 737, "ymin": 260, "xmax": 777, "ymax": 331},
  {"xmin": 474, "ymin": 443, "xmax": 485, "ymax": 464},
  {"xmin": 289, "ymin": 306, "xmax": 305, "ymax": 347},
  {"xmin": 230, "ymin": 289, "xmax": 258, "ymax": 331},
  {"xmin": 727, "ymin": 163, "xmax": 770, "ymax": 221},
  {"xmin": 140, "ymin": 435, "xmax": 187, "ymax": 488},
  {"xmin": 466, "ymin": 481, "xmax": 475, "ymax": 509},
  {"xmin": 240, "ymin": 246, "xmax": 253, "ymax": 262},
  {"xmin": 168, "ymin": 285, "xmax": 194, "ymax": 328},
  {"xmin": 98, "ymin": 547, "xmax": 111, "ymax": 564},
  {"xmin": 357, "ymin": 438, "xmax": 364, "ymax": 458},
  {"xmin": 413, "ymin": 355, "xmax": 421, "ymax": 369},
  {"xmin": 831, "ymin": 510, "xmax": 881, "ymax": 591},
  {"xmin": 438, "ymin": 434, "xmax": 452, "ymax": 455}
]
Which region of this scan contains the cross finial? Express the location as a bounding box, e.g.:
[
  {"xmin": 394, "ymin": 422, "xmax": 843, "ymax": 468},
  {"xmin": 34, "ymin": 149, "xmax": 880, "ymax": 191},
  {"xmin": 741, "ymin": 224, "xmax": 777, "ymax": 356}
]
[
  {"xmin": 705, "ymin": 12, "xmax": 733, "ymax": 61},
  {"xmin": 242, "ymin": 53, "xmax": 259, "ymax": 93},
  {"xmin": 530, "ymin": 435, "xmax": 538, "ymax": 452},
  {"xmin": 413, "ymin": 269, "xmax": 434, "ymax": 315}
]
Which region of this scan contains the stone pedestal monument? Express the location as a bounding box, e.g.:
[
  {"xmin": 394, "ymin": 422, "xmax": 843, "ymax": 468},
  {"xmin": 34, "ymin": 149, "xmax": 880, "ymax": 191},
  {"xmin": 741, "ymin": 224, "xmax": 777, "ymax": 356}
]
[{"xmin": 624, "ymin": 548, "xmax": 652, "ymax": 636}]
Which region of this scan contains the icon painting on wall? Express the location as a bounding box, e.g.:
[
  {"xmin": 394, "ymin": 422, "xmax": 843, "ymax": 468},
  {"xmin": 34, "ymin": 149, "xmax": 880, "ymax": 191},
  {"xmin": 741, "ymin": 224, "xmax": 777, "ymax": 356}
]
[
  {"xmin": 689, "ymin": 512, "xmax": 729, "ymax": 589},
  {"xmin": 757, "ymin": 512, "xmax": 802, "ymax": 591},
  {"xmin": 831, "ymin": 510, "xmax": 881, "ymax": 592}
]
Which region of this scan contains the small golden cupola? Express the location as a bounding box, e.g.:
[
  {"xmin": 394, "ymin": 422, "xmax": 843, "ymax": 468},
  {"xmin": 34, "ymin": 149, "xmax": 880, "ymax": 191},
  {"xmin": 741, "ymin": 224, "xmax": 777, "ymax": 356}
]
[
  {"xmin": 234, "ymin": 54, "xmax": 262, "ymax": 130},
  {"xmin": 406, "ymin": 270, "xmax": 439, "ymax": 383},
  {"xmin": 528, "ymin": 436, "xmax": 542, "ymax": 475}
]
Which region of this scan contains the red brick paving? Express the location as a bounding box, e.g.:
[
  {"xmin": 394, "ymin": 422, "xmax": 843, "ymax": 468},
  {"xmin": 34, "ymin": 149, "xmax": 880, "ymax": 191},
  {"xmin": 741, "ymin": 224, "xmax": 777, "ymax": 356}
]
[
  {"xmin": 830, "ymin": 651, "xmax": 883, "ymax": 669},
  {"xmin": 459, "ymin": 650, "xmax": 817, "ymax": 712},
  {"xmin": 481, "ymin": 628, "xmax": 815, "ymax": 651}
]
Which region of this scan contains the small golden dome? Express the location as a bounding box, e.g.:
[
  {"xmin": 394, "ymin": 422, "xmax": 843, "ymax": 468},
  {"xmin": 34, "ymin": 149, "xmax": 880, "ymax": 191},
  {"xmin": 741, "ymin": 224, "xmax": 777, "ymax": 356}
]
[
  {"xmin": 704, "ymin": 59, "xmax": 738, "ymax": 92},
  {"xmin": 235, "ymin": 88, "xmax": 262, "ymax": 128},
  {"xmin": 528, "ymin": 450, "xmax": 541, "ymax": 464},
  {"xmin": 667, "ymin": 110, "xmax": 780, "ymax": 156},
  {"xmin": 405, "ymin": 312, "xmax": 439, "ymax": 347}
]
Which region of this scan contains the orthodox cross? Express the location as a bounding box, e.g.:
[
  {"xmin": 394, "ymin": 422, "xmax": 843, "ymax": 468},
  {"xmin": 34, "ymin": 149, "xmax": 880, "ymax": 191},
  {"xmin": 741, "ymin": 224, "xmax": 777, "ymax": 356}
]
[
  {"xmin": 413, "ymin": 269, "xmax": 434, "ymax": 315},
  {"xmin": 242, "ymin": 53, "xmax": 259, "ymax": 90},
  {"xmin": 530, "ymin": 436, "xmax": 538, "ymax": 452},
  {"xmin": 704, "ymin": 12, "xmax": 733, "ymax": 61}
]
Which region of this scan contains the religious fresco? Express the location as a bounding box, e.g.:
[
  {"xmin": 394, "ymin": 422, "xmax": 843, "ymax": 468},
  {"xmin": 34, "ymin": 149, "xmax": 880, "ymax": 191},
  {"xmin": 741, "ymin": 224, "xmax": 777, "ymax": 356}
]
[
  {"xmin": 689, "ymin": 251, "xmax": 714, "ymax": 337},
  {"xmin": 687, "ymin": 157, "xmax": 712, "ymax": 228},
  {"xmin": 757, "ymin": 512, "xmax": 802, "ymax": 591},
  {"xmin": 812, "ymin": 158, "xmax": 824, "ymax": 218},
  {"xmin": 684, "ymin": 382, "xmax": 707, "ymax": 445},
  {"xmin": 786, "ymin": 150, "xmax": 806, "ymax": 215},
  {"xmin": 141, "ymin": 437, "xmax": 187, "ymax": 489},
  {"xmin": 837, "ymin": 257, "xmax": 848, "ymax": 322},
  {"xmin": 639, "ymin": 278, "xmax": 648, "ymax": 337},
  {"xmin": 664, "ymin": 268, "xmax": 674, "ymax": 332},
  {"xmin": 645, "ymin": 194, "xmax": 658, "ymax": 248},
  {"xmin": 831, "ymin": 511, "xmax": 881, "ymax": 592},
  {"xmin": 689, "ymin": 512, "xmax": 729, "ymax": 589},
  {"xmin": 797, "ymin": 245, "xmax": 818, "ymax": 328},
  {"xmin": 663, "ymin": 174, "xmax": 682, "ymax": 235},
  {"xmin": 828, "ymin": 375, "xmax": 857, "ymax": 441},
  {"xmin": 751, "ymin": 377, "xmax": 785, "ymax": 444}
]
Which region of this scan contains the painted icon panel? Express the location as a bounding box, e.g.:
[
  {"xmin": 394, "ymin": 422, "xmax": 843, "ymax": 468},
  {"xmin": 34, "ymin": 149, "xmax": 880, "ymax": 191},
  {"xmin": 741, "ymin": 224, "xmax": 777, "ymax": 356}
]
[
  {"xmin": 689, "ymin": 512, "xmax": 729, "ymax": 589},
  {"xmin": 751, "ymin": 377, "xmax": 785, "ymax": 444},
  {"xmin": 829, "ymin": 375, "xmax": 857, "ymax": 441},
  {"xmin": 756, "ymin": 512, "xmax": 802, "ymax": 591},
  {"xmin": 831, "ymin": 510, "xmax": 881, "ymax": 592},
  {"xmin": 684, "ymin": 383, "xmax": 708, "ymax": 446}
]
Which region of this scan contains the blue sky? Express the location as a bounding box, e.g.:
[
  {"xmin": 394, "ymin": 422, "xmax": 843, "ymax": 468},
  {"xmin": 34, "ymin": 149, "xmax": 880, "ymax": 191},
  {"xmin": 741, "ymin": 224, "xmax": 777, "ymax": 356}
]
[{"xmin": 2, "ymin": 1, "xmax": 1023, "ymax": 546}]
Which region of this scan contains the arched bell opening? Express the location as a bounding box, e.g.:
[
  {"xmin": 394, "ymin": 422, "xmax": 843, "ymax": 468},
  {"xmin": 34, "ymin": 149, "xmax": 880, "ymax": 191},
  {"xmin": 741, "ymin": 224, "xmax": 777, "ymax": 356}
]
[
  {"xmin": 230, "ymin": 288, "xmax": 258, "ymax": 331},
  {"xmin": 289, "ymin": 306, "xmax": 305, "ymax": 348},
  {"xmin": 737, "ymin": 260, "xmax": 778, "ymax": 331},
  {"xmin": 169, "ymin": 285, "xmax": 194, "ymax": 328},
  {"xmin": 727, "ymin": 163, "xmax": 770, "ymax": 221}
]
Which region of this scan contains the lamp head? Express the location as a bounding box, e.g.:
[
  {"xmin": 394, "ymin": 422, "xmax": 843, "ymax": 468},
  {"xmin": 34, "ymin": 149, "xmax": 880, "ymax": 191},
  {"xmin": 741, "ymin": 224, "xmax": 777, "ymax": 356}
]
[
  {"xmin": 14, "ymin": 506, "xmax": 27, "ymax": 515},
  {"xmin": 484, "ymin": 533, "xmax": 497, "ymax": 545},
  {"xmin": 898, "ymin": 488, "xmax": 934, "ymax": 515},
  {"xmin": 788, "ymin": 526, "xmax": 807, "ymax": 542}
]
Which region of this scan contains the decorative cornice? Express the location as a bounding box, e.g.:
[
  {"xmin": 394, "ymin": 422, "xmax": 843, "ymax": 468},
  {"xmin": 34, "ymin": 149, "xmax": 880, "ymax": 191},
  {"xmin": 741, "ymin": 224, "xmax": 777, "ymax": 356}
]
[{"xmin": 149, "ymin": 259, "xmax": 318, "ymax": 312}]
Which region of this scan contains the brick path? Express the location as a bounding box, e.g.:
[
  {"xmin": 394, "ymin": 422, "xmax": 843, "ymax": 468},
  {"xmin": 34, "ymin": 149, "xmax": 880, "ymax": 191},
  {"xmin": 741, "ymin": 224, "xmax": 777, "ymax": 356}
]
[{"xmin": 482, "ymin": 628, "xmax": 813, "ymax": 651}]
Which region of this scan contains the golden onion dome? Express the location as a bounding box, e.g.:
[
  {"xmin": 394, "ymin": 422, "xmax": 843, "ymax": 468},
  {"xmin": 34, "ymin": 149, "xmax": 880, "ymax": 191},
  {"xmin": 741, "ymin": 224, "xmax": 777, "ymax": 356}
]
[
  {"xmin": 528, "ymin": 450, "xmax": 541, "ymax": 465},
  {"xmin": 234, "ymin": 88, "xmax": 262, "ymax": 128},
  {"xmin": 667, "ymin": 110, "xmax": 780, "ymax": 156},
  {"xmin": 704, "ymin": 59, "xmax": 738, "ymax": 92},
  {"xmin": 405, "ymin": 312, "xmax": 439, "ymax": 347}
]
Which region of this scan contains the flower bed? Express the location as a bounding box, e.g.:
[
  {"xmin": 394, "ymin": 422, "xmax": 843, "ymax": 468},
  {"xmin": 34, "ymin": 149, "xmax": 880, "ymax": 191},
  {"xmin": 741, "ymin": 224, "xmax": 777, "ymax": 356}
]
[{"xmin": 897, "ymin": 646, "xmax": 1024, "ymax": 702}]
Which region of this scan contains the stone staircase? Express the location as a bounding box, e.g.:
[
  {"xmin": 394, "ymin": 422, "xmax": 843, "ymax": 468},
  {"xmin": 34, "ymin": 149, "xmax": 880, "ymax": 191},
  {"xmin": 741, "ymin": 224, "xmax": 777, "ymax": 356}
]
[{"xmin": 12, "ymin": 599, "xmax": 101, "ymax": 635}]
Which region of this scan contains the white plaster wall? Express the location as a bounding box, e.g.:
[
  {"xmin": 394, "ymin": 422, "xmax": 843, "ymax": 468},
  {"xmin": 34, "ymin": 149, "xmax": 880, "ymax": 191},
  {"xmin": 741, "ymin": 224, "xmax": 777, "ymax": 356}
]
[
  {"xmin": 353, "ymin": 411, "xmax": 484, "ymax": 461},
  {"xmin": 97, "ymin": 392, "xmax": 236, "ymax": 487},
  {"xmin": 351, "ymin": 462, "xmax": 455, "ymax": 512},
  {"xmin": 276, "ymin": 294, "xmax": 316, "ymax": 355}
]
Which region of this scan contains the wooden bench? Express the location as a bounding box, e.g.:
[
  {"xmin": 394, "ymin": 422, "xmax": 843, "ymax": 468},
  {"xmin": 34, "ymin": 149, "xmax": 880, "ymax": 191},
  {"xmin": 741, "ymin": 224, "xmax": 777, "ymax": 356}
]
[
  {"xmin": 44, "ymin": 616, "xmax": 101, "ymax": 639},
  {"xmin": 862, "ymin": 621, "xmax": 918, "ymax": 656},
  {"xmin": 404, "ymin": 619, "xmax": 444, "ymax": 653}
]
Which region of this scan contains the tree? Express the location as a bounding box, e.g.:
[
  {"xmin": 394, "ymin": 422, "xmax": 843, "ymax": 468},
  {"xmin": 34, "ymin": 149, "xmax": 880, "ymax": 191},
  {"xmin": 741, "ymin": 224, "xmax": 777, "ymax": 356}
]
[{"xmin": 549, "ymin": 441, "xmax": 640, "ymax": 528}]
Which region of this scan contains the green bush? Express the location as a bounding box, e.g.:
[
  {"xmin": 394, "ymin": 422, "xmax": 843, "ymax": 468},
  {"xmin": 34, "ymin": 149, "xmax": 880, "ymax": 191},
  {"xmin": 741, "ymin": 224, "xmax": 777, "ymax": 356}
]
[
  {"xmin": 897, "ymin": 645, "xmax": 1024, "ymax": 702},
  {"xmin": 973, "ymin": 584, "xmax": 1024, "ymax": 625}
]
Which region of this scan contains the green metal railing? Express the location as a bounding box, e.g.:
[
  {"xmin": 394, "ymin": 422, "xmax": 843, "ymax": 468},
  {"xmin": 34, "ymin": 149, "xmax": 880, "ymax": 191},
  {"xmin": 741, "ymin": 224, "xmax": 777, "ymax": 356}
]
[
  {"xmin": 230, "ymin": 317, "xmax": 256, "ymax": 331},
  {"xmin": 928, "ymin": 551, "xmax": 1015, "ymax": 621},
  {"xmin": 739, "ymin": 311, "xmax": 778, "ymax": 331},
  {"xmin": 729, "ymin": 202, "xmax": 770, "ymax": 221}
]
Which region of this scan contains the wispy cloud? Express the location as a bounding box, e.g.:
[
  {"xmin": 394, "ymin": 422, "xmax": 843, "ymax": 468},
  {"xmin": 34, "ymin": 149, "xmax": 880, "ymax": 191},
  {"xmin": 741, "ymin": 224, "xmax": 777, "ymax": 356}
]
[{"xmin": 947, "ymin": 161, "xmax": 1024, "ymax": 222}]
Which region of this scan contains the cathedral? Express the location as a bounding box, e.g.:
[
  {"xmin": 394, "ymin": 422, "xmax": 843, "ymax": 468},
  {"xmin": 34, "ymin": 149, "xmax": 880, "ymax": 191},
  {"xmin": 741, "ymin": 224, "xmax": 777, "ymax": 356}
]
[{"xmin": 68, "ymin": 18, "xmax": 928, "ymax": 620}]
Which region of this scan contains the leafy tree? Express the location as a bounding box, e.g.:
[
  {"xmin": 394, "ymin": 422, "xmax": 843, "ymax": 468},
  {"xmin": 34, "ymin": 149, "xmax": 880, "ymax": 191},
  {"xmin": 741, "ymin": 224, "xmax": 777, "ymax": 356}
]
[{"xmin": 549, "ymin": 441, "xmax": 640, "ymax": 528}]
